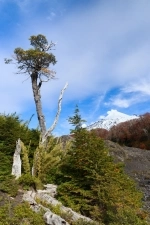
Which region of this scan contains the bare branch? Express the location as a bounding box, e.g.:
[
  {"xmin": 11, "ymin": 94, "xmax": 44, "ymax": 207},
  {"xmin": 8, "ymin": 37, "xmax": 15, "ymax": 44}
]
[
  {"xmin": 22, "ymin": 75, "xmax": 31, "ymax": 83},
  {"xmin": 42, "ymin": 82, "xmax": 68, "ymax": 143}
]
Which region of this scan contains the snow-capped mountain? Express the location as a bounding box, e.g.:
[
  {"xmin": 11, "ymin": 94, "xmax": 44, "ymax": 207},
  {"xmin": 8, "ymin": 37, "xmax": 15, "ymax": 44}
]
[{"xmin": 87, "ymin": 109, "xmax": 139, "ymax": 130}]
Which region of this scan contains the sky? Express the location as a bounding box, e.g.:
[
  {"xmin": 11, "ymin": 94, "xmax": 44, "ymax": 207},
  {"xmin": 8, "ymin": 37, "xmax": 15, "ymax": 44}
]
[{"xmin": 0, "ymin": 0, "xmax": 150, "ymax": 136}]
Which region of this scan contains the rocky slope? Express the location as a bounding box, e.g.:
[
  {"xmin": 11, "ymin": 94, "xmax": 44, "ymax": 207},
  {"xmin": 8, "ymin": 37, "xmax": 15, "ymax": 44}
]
[{"xmin": 105, "ymin": 140, "xmax": 150, "ymax": 211}]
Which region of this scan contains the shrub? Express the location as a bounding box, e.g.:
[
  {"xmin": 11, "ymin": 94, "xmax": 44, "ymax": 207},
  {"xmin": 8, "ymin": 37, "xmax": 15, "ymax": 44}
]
[
  {"xmin": 0, "ymin": 175, "xmax": 18, "ymax": 197},
  {"xmin": 18, "ymin": 174, "xmax": 42, "ymax": 190},
  {"xmin": 0, "ymin": 202, "xmax": 45, "ymax": 225}
]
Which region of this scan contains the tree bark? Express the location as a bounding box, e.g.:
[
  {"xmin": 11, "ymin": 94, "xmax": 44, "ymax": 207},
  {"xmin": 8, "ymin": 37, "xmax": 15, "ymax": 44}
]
[
  {"xmin": 12, "ymin": 139, "xmax": 22, "ymax": 179},
  {"xmin": 31, "ymin": 72, "xmax": 46, "ymax": 137},
  {"xmin": 42, "ymin": 82, "xmax": 68, "ymax": 143}
]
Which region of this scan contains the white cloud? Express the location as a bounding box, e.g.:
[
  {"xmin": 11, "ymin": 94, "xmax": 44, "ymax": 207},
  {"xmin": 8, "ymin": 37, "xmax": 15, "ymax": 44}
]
[
  {"xmin": 1, "ymin": 0, "xmax": 150, "ymax": 130},
  {"xmin": 122, "ymin": 80, "xmax": 150, "ymax": 96},
  {"xmin": 0, "ymin": 53, "xmax": 33, "ymax": 113},
  {"xmin": 109, "ymin": 97, "xmax": 132, "ymax": 108}
]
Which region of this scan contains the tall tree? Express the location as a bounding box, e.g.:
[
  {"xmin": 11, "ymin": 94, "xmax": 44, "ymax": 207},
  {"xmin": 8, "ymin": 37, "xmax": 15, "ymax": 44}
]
[
  {"xmin": 68, "ymin": 105, "xmax": 86, "ymax": 132},
  {"xmin": 5, "ymin": 34, "xmax": 68, "ymax": 142},
  {"xmin": 57, "ymin": 108, "xmax": 147, "ymax": 224}
]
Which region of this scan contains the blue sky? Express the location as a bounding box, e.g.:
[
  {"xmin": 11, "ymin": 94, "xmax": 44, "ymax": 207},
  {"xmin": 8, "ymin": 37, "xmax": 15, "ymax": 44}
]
[{"xmin": 1, "ymin": 0, "xmax": 150, "ymax": 135}]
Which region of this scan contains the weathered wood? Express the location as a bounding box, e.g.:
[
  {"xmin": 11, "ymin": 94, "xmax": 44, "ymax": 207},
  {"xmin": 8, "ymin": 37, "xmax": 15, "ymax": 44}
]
[
  {"xmin": 42, "ymin": 82, "xmax": 68, "ymax": 143},
  {"xmin": 12, "ymin": 139, "xmax": 22, "ymax": 179}
]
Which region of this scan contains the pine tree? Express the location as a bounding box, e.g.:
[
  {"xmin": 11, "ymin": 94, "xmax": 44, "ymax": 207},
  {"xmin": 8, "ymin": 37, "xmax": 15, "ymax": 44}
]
[
  {"xmin": 68, "ymin": 105, "xmax": 86, "ymax": 132},
  {"xmin": 57, "ymin": 107, "xmax": 148, "ymax": 224}
]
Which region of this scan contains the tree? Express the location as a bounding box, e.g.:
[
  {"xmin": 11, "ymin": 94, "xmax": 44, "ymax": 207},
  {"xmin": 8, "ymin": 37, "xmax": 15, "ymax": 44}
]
[
  {"xmin": 5, "ymin": 34, "xmax": 68, "ymax": 143},
  {"xmin": 68, "ymin": 105, "xmax": 86, "ymax": 132},
  {"xmin": 57, "ymin": 108, "xmax": 147, "ymax": 224}
]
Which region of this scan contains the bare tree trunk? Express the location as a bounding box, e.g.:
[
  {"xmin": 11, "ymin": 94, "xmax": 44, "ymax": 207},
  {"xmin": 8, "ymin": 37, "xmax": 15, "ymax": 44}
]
[
  {"xmin": 12, "ymin": 139, "xmax": 22, "ymax": 179},
  {"xmin": 42, "ymin": 82, "xmax": 68, "ymax": 143},
  {"xmin": 31, "ymin": 71, "xmax": 68, "ymax": 144},
  {"xmin": 31, "ymin": 72, "xmax": 46, "ymax": 137}
]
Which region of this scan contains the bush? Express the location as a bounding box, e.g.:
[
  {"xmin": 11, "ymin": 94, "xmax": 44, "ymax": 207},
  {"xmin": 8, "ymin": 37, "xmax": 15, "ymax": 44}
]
[
  {"xmin": 18, "ymin": 174, "xmax": 42, "ymax": 190},
  {"xmin": 0, "ymin": 202, "xmax": 45, "ymax": 225},
  {"xmin": 0, "ymin": 175, "xmax": 18, "ymax": 197}
]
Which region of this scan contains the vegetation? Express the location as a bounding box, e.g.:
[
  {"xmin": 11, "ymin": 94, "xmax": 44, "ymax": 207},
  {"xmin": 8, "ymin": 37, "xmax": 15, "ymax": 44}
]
[
  {"xmin": 0, "ymin": 105, "xmax": 149, "ymax": 224},
  {"xmin": 92, "ymin": 113, "xmax": 150, "ymax": 150},
  {"xmin": 0, "ymin": 175, "xmax": 18, "ymax": 197},
  {"xmin": 35, "ymin": 198, "xmax": 100, "ymax": 225},
  {"xmin": 108, "ymin": 113, "xmax": 150, "ymax": 149},
  {"xmin": 0, "ymin": 113, "xmax": 39, "ymax": 181},
  {"xmin": 0, "ymin": 202, "xmax": 45, "ymax": 225},
  {"xmin": 55, "ymin": 107, "xmax": 148, "ymax": 224}
]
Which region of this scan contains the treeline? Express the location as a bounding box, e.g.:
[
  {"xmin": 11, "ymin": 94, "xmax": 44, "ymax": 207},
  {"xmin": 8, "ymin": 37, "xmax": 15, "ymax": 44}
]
[{"xmin": 93, "ymin": 113, "xmax": 150, "ymax": 150}]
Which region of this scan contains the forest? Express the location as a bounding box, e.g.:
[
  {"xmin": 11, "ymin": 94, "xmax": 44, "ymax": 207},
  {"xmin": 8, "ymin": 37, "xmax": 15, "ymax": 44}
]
[{"xmin": 93, "ymin": 112, "xmax": 150, "ymax": 150}]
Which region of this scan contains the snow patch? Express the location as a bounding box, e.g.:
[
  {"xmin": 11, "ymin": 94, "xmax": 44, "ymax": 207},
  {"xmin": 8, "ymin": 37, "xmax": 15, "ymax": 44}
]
[{"xmin": 87, "ymin": 109, "xmax": 139, "ymax": 130}]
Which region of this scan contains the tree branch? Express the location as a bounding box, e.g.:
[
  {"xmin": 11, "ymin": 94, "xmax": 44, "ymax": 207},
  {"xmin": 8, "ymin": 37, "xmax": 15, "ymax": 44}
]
[{"xmin": 42, "ymin": 82, "xmax": 68, "ymax": 143}]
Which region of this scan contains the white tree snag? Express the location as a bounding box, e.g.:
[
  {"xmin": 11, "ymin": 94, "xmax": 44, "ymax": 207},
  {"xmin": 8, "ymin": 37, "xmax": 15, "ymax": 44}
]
[
  {"xmin": 42, "ymin": 82, "xmax": 68, "ymax": 144},
  {"xmin": 12, "ymin": 138, "xmax": 22, "ymax": 179}
]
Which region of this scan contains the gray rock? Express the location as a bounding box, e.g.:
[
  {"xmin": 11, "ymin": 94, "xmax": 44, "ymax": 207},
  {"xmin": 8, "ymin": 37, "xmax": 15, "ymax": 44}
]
[
  {"xmin": 37, "ymin": 192, "xmax": 92, "ymax": 223},
  {"xmin": 105, "ymin": 140, "xmax": 150, "ymax": 212},
  {"xmin": 43, "ymin": 211, "xmax": 69, "ymax": 225}
]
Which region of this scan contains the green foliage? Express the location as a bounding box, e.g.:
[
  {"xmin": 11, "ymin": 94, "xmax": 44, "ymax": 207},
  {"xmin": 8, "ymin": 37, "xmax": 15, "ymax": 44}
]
[
  {"xmin": 21, "ymin": 141, "xmax": 31, "ymax": 174},
  {"xmin": 68, "ymin": 105, "xmax": 86, "ymax": 132},
  {"xmin": 0, "ymin": 113, "xmax": 39, "ymax": 156},
  {"xmin": 0, "ymin": 175, "xmax": 18, "ymax": 197},
  {"xmin": 0, "ymin": 202, "xmax": 45, "ymax": 225},
  {"xmin": 0, "ymin": 113, "xmax": 39, "ymax": 178},
  {"xmin": 32, "ymin": 145, "xmax": 43, "ymax": 178},
  {"xmin": 40, "ymin": 137, "xmax": 70, "ymax": 183},
  {"xmin": 72, "ymin": 219, "xmax": 100, "ymax": 225},
  {"xmin": 57, "ymin": 109, "xmax": 148, "ymax": 224},
  {"xmin": 18, "ymin": 174, "xmax": 42, "ymax": 190},
  {"xmin": 6, "ymin": 34, "xmax": 57, "ymax": 79},
  {"xmin": 35, "ymin": 198, "xmax": 100, "ymax": 225},
  {"xmin": 32, "ymin": 135, "xmax": 72, "ymax": 184},
  {"xmin": 0, "ymin": 152, "xmax": 12, "ymax": 178}
]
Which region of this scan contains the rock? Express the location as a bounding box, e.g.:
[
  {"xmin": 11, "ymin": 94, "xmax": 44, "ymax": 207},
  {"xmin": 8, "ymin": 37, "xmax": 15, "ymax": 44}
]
[
  {"xmin": 23, "ymin": 191, "xmax": 37, "ymax": 206},
  {"xmin": 43, "ymin": 211, "xmax": 69, "ymax": 225},
  {"xmin": 41, "ymin": 184, "xmax": 57, "ymax": 197},
  {"xmin": 22, "ymin": 191, "xmax": 69, "ymax": 224},
  {"xmin": 105, "ymin": 140, "xmax": 150, "ymax": 212},
  {"xmin": 36, "ymin": 192, "xmax": 92, "ymax": 223},
  {"xmin": 36, "ymin": 192, "xmax": 61, "ymax": 206}
]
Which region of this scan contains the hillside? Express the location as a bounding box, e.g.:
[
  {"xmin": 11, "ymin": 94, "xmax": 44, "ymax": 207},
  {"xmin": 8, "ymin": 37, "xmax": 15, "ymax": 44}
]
[
  {"xmin": 0, "ymin": 112, "xmax": 150, "ymax": 224},
  {"xmin": 105, "ymin": 140, "xmax": 150, "ymax": 212},
  {"xmin": 0, "ymin": 139, "xmax": 150, "ymax": 224}
]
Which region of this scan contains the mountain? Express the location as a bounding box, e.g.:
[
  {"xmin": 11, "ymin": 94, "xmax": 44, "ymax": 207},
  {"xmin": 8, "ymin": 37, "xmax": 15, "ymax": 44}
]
[{"xmin": 87, "ymin": 109, "xmax": 139, "ymax": 130}]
